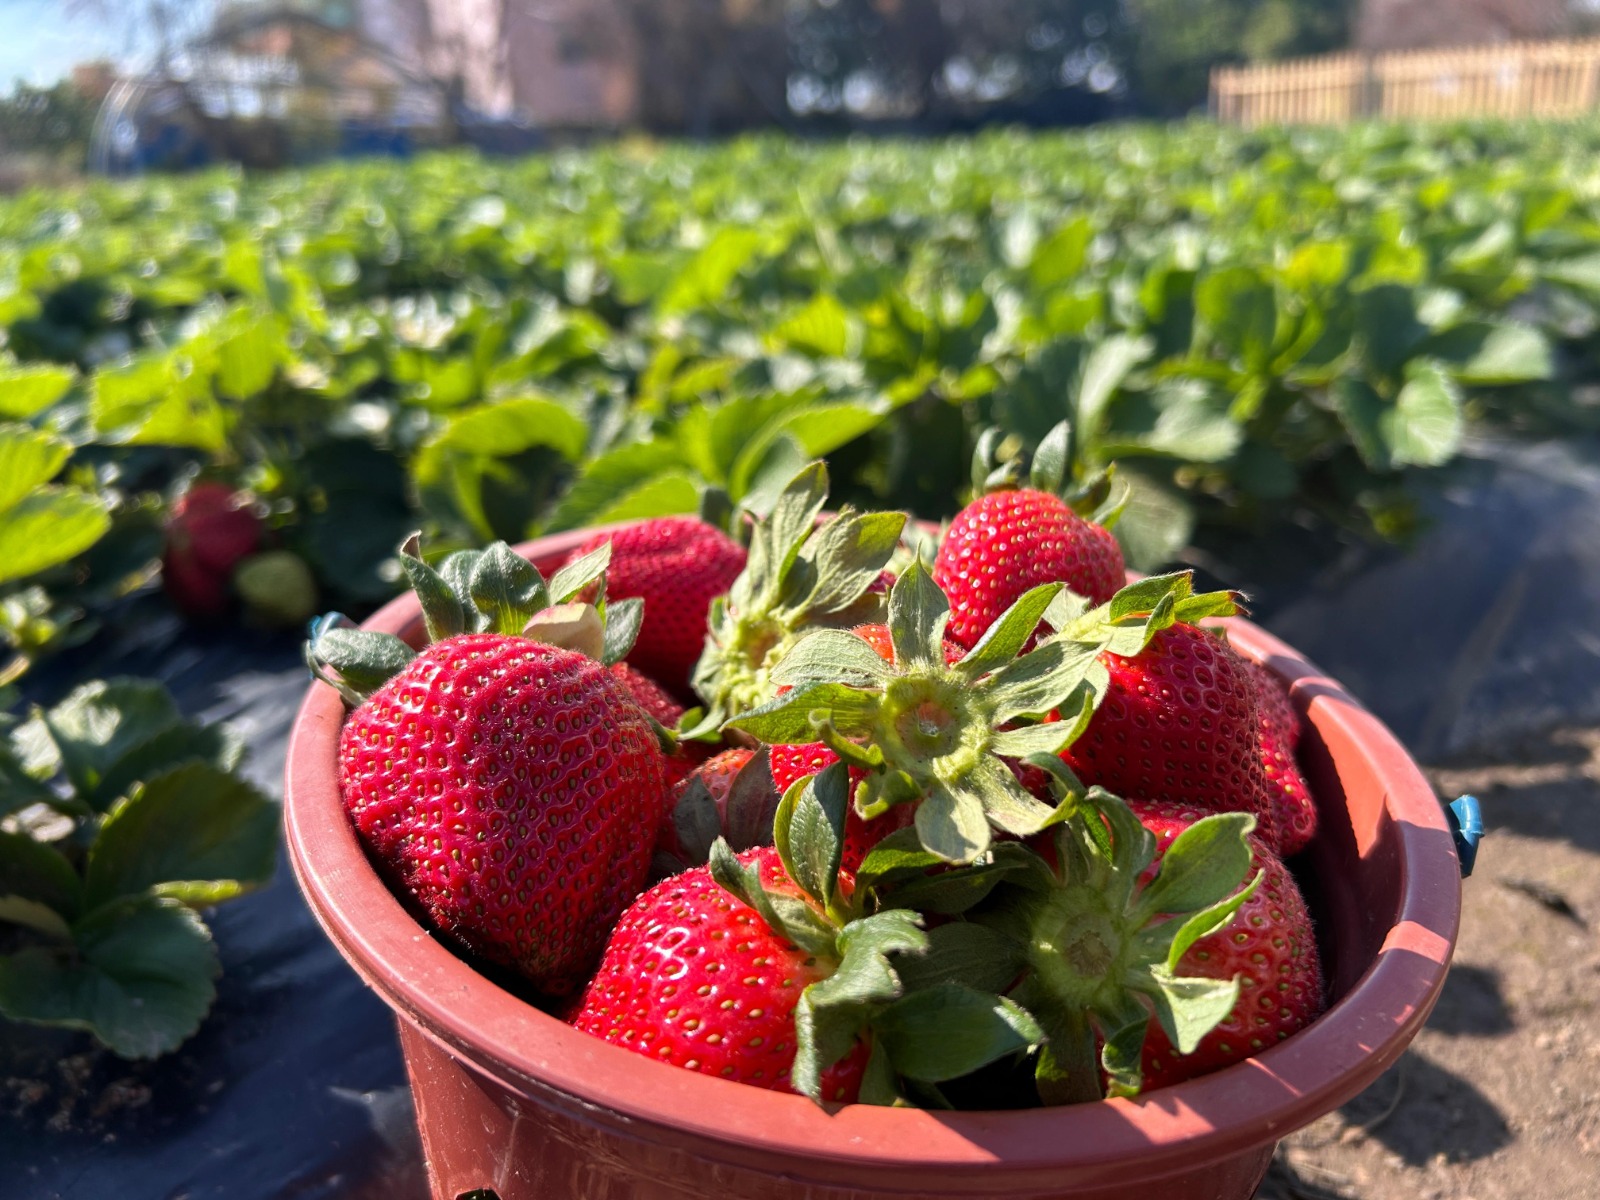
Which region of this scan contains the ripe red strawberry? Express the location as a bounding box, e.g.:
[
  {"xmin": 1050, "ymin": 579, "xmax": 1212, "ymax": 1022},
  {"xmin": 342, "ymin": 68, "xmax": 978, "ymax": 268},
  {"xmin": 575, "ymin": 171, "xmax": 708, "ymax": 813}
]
[
  {"xmin": 609, "ymin": 661, "xmax": 708, "ymax": 785},
  {"xmin": 934, "ymin": 488, "xmax": 1124, "ymax": 650},
  {"xmin": 1243, "ymin": 658, "xmax": 1301, "ymax": 752},
  {"xmin": 339, "ymin": 632, "xmax": 670, "ymax": 992},
  {"xmin": 571, "ymin": 846, "xmax": 869, "ymax": 1101},
  {"xmin": 162, "ymin": 481, "xmax": 262, "ymax": 618},
  {"xmin": 1128, "ymin": 799, "xmax": 1324, "ymax": 1090},
  {"xmin": 567, "ymin": 517, "xmax": 746, "ymax": 693},
  {"xmin": 312, "ymin": 537, "xmax": 674, "ymax": 994},
  {"xmin": 1058, "ymin": 623, "xmax": 1288, "ymax": 854}
]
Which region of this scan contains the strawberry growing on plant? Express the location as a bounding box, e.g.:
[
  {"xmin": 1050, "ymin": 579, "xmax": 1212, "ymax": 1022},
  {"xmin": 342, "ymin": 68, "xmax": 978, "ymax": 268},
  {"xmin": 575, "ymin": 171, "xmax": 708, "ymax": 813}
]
[
  {"xmin": 934, "ymin": 424, "xmax": 1126, "ymax": 651},
  {"xmin": 161, "ymin": 480, "xmax": 263, "ymax": 618},
  {"xmin": 565, "ymin": 515, "xmax": 747, "ymax": 693},
  {"xmin": 307, "ymin": 536, "xmax": 672, "ymax": 993}
]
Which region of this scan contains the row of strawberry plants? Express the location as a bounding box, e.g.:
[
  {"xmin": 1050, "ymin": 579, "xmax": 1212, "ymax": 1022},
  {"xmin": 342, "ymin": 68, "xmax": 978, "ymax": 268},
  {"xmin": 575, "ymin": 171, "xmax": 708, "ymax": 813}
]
[{"xmin": 5, "ymin": 121, "xmax": 1598, "ymax": 662}]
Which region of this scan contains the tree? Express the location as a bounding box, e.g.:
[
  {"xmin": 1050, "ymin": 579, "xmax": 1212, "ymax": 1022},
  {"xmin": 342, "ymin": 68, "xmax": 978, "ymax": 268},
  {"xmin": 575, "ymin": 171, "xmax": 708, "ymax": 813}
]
[{"xmin": 0, "ymin": 82, "xmax": 98, "ymax": 163}]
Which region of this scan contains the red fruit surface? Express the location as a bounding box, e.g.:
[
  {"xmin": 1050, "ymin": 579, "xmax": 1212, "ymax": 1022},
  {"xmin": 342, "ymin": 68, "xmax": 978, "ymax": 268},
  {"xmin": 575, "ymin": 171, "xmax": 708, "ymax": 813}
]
[
  {"xmin": 1238, "ymin": 659, "xmax": 1315, "ymax": 856},
  {"xmin": 933, "ymin": 488, "xmax": 1124, "ymax": 651},
  {"xmin": 1128, "ymin": 799, "xmax": 1325, "ymax": 1090},
  {"xmin": 567, "ymin": 517, "xmax": 746, "ymax": 692},
  {"xmin": 610, "ymin": 662, "xmax": 685, "ymax": 728},
  {"xmin": 570, "ymin": 846, "xmax": 868, "ymax": 1101},
  {"xmin": 1243, "ymin": 658, "xmax": 1301, "ymax": 752},
  {"xmin": 338, "ymin": 632, "xmax": 672, "ymax": 993},
  {"xmin": 1059, "ymin": 624, "xmax": 1286, "ymax": 853},
  {"xmin": 609, "ymin": 661, "xmax": 708, "ymax": 784},
  {"xmin": 162, "ymin": 482, "xmax": 264, "ymax": 617}
]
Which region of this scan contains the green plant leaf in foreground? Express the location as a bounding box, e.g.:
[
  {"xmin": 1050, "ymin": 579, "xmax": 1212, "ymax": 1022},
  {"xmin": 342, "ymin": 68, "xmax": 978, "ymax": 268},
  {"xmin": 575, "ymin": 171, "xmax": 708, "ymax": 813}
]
[
  {"xmin": 85, "ymin": 761, "xmax": 279, "ymax": 909},
  {"xmin": 0, "ymin": 896, "xmax": 220, "ymax": 1059}
]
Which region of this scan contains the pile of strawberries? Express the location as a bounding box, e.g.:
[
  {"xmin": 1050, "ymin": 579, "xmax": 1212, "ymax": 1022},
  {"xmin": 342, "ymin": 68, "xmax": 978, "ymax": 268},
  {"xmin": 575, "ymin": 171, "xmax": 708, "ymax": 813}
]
[{"xmin": 308, "ymin": 435, "xmax": 1326, "ymax": 1109}]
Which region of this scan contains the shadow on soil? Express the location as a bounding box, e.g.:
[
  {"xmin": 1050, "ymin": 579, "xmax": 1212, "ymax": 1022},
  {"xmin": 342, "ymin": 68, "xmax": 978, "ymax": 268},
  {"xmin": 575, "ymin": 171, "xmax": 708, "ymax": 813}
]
[
  {"xmin": 1430, "ymin": 726, "xmax": 1600, "ymax": 856},
  {"xmin": 1422, "ymin": 964, "xmax": 1514, "ymax": 1037},
  {"xmin": 1338, "ymin": 1049, "xmax": 1512, "ymax": 1168}
]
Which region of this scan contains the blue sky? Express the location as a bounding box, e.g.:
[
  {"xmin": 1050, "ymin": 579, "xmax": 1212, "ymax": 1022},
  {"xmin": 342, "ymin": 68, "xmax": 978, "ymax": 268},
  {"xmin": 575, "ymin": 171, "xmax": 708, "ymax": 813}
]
[{"xmin": 0, "ymin": 0, "xmax": 178, "ymax": 91}]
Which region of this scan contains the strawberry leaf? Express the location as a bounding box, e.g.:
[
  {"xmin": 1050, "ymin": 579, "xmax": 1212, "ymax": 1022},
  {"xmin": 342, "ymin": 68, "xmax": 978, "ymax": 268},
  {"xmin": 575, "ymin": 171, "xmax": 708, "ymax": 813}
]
[
  {"xmin": 599, "ymin": 597, "xmax": 644, "ymax": 665},
  {"xmin": 770, "ymin": 629, "xmax": 893, "ymax": 689},
  {"xmin": 890, "ymin": 922, "xmax": 1028, "ymax": 994},
  {"xmin": 724, "ymin": 682, "xmax": 880, "ymax": 744},
  {"xmin": 956, "ymin": 582, "xmax": 1064, "ymax": 677},
  {"xmin": 722, "ymin": 751, "xmax": 782, "ymax": 852},
  {"xmin": 873, "ymin": 983, "xmax": 1044, "ymax": 1083},
  {"xmin": 1130, "ymin": 811, "xmax": 1255, "ymax": 923},
  {"xmin": 0, "ymin": 831, "xmax": 81, "ymax": 922},
  {"xmin": 774, "ymin": 761, "xmax": 848, "ymax": 911},
  {"xmin": 547, "ymin": 542, "xmax": 611, "ymax": 604},
  {"xmin": 887, "ymin": 562, "xmax": 951, "ymax": 672},
  {"xmin": 914, "ymin": 784, "xmax": 989, "ymax": 863},
  {"xmin": 307, "ymin": 624, "xmax": 416, "ymax": 701},
  {"xmin": 84, "ymin": 761, "xmax": 278, "ymax": 909},
  {"xmin": 0, "ymin": 896, "xmax": 219, "ymax": 1059},
  {"xmin": 1140, "ymin": 968, "xmax": 1242, "ymax": 1057},
  {"xmin": 792, "ymin": 908, "xmax": 927, "ymax": 1101}
]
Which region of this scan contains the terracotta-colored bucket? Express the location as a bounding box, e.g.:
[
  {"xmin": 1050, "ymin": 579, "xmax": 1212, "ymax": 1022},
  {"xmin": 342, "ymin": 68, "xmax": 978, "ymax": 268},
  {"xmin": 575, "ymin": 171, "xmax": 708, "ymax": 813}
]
[{"xmin": 284, "ymin": 526, "xmax": 1461, "ymax": 1200}]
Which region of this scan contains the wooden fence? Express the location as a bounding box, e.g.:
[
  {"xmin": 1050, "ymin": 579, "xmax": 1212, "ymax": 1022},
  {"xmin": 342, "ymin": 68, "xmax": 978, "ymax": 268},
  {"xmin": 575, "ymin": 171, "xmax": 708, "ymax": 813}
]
[{"xmin": 1212, "ymin": 39, "xmax": 1600, "ymax": 127}]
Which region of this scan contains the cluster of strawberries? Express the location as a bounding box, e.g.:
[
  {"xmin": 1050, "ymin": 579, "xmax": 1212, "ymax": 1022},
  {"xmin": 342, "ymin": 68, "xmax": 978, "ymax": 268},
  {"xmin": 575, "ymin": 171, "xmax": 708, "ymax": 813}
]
[{"xmin": 308, "ymin": 437, "xmax": 1325, "ymax": 1109}]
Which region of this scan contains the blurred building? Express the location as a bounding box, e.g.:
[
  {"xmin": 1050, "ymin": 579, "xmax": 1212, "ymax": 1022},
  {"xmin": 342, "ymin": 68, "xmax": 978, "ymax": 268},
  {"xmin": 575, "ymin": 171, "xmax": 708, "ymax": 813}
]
[
  {"xmin": 361, "ymin": 0, "xmax": 640, "ymax": 129},
  {"xmin": 1356, "ymin": 0, "xmax": 1575, "ymax": 51}
]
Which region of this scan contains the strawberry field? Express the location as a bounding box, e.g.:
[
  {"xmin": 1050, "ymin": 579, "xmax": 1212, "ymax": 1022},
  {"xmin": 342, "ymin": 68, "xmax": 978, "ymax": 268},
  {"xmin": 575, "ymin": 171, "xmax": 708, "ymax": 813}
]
[
  {"xmin": 7, "ymin": 119, "xmax": 1600, "ymax": 667},
  {"xmin": 3, "ymin": 118, "xmax": 1599, "ymax": 1195}
]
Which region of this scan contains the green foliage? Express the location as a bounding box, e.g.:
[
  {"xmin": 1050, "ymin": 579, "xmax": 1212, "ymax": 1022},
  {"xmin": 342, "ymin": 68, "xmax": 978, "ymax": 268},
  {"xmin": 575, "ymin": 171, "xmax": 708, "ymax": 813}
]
[
  {"xmin": 0, "ymin": 679, "xmax": 275, "ymax": 1058},
  {"xmin": 1, "ymin": 119, "xmax": 1596, "ymax": 640}
]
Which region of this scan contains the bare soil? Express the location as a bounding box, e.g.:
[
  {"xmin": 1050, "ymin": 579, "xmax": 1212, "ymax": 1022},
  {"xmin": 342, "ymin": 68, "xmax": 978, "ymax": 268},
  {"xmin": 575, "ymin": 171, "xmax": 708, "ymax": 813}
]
[{"xmin": 1261, "ymin": 727, "xmax": 1600, "ymax": 1200}]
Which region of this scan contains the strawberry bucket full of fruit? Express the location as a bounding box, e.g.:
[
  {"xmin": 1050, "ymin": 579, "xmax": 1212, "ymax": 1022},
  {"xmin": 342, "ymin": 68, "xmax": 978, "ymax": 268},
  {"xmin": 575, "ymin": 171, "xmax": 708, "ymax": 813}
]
[{"xmin": 284, "ymin": 446, "xmax": 1461, "ymax": 1200}]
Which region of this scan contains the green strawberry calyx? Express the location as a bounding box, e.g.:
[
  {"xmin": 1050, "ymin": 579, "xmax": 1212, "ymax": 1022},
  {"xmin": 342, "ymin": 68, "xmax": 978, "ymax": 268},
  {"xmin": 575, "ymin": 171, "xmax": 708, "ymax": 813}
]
[
  {"xmin": 968, "ymin": 763, "xmax": 1262, "ymax": 1103},
  {"xmin": 689, "ymin": 462, "xmax": 907, "ymax": 731},
  {"xmin": 708, "ymin": 760, "xmax": 1045, "ymax": 1107},
  {"xmin": 971, "ymin": 419, "xmax": 1127, "ymax": 529},
  {"xmin": 725, "ymin": 562, "xmax": 1238, "ymax": 865},
  {"xmin": 304, "ymin": 533, "xmax": 643, "ymax": 708}
]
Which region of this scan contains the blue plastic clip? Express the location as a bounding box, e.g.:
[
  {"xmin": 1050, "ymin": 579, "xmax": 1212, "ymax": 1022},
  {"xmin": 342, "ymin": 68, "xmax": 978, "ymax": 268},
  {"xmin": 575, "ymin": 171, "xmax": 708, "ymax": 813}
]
[{"xmin": 1446, "ymin": 794, "xmax": 1483, "ymax": 878}]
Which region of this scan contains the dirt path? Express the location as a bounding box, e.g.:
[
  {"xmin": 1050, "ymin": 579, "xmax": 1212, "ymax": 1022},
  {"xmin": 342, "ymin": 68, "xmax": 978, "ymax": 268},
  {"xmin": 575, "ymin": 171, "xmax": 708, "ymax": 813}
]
[{"xmin": 1262, "ymin": 728, "xmax": 1600, "ymax": 1200}]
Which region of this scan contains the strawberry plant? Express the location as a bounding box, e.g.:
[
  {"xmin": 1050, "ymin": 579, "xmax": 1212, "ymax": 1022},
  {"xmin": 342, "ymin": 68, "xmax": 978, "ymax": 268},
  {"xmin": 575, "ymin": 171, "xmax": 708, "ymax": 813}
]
[{"xmin": 0, "ymin": 679, "xmax": 276, "ymax": 1057}]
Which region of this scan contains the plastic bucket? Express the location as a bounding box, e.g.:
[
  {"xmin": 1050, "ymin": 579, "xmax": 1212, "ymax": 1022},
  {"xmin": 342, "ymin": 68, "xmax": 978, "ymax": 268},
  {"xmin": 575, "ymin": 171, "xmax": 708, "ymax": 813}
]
[{"xmin": 284, "ymin": 526, "xmax": 1460, "ymax": 1200}]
